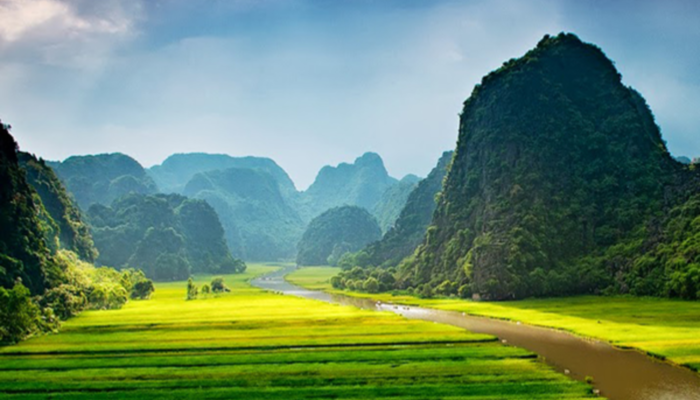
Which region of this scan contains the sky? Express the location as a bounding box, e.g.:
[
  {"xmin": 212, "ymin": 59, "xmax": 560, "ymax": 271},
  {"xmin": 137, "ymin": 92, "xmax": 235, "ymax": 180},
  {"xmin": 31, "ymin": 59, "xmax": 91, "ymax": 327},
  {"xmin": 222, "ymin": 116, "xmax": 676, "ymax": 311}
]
[{"xmin": 0, "ymin": 0, "xmax": 698, "ymax": 189}]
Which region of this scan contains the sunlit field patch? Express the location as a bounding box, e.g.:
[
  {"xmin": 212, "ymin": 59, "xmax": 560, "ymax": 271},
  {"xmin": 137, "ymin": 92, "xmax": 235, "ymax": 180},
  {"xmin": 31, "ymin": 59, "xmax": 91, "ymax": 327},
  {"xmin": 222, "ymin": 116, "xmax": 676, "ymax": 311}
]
[
  {"xmin": 288, "ymin": 266, "xmax": 700, "ymax": 372},
  {"xmin": 0, "ymin": 264, "xmax": 598, "ymax": 399}
]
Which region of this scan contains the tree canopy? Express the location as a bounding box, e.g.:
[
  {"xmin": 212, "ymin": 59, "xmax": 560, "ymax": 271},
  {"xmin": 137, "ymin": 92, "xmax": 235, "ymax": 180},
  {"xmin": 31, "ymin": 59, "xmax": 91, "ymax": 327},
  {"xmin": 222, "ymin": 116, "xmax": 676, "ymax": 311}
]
[{"xmin": 297, "ymin": 206, "xmax": 382, "ymax": 266}]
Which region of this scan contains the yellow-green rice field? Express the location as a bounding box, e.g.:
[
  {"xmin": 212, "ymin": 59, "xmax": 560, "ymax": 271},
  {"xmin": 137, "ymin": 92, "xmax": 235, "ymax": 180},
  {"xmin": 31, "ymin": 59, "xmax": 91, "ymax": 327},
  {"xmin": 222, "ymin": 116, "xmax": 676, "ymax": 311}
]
[
  {"xmin": 288, "ymin": 266, "xmax": 700, "ymax": 373},
  {"xmin": 0, "ymin": 264, "xmax": 599, "ymax": 399}
]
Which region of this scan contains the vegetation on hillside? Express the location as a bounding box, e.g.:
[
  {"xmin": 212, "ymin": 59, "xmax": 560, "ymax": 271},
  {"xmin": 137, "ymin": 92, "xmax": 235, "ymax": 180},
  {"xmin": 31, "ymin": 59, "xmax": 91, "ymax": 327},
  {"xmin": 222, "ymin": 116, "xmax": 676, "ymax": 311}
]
[
  {"xmin": 0, "ymin": 123, "xmax": 61, "ymax": 295},
  {"xmin": 18, "ymin": 152, "xmax": 98, "ymax": 262},
  {"xmin": 88, "ymin": 193, "xmax": 245, "ymax": 281},
  {"xmin": 183, "ymin": 167, "xmax": 304, "ymax": 261},
  {"xmin": 297, "ymin": 206, "xmax": 382, "ymax": 266},
  {"xmin": 372, "ymin": 174, "xmax": 420, "ymax": 233},
  {"xmin": 358, "ymin": 151, "xmax": 454, "ymax": 268},
  {"xmin": 49, "ymin": 153, "xmax": 158, "ymax": 210},
  {"xmin": 0, "ymin": 123, "xmax": 153, "ymax": 345},
  {"xmin": 375, "ymin": 33, "xmax": 699, "ymax": 300}
]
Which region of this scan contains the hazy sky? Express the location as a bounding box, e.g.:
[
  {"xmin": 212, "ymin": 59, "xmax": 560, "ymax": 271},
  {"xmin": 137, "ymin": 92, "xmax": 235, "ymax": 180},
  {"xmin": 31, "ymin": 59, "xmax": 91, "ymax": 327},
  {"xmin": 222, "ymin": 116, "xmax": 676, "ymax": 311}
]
[{"xmin": 1, "ymin": 0, "xmax": 698, "ymax": 189}]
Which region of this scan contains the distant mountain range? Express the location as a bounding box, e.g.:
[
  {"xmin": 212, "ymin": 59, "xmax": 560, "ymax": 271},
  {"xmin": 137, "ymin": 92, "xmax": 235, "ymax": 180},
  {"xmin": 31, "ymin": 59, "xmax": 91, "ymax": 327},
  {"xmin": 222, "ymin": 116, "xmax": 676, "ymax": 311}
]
[
  {"xmin": 47, "ymin": 150, "xmax": 427, "ymax": 262},
  {"xmin": 48, "ymin": 153, "xmax": 158, "ymax": 210}
]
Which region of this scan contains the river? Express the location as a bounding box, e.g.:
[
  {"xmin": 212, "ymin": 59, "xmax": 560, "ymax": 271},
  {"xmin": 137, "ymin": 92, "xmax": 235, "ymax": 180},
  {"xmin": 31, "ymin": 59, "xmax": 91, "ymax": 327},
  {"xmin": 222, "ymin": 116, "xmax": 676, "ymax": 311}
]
[{"xmin": 252, "ymin": 266, "xmax": 700, "ymax": 400}]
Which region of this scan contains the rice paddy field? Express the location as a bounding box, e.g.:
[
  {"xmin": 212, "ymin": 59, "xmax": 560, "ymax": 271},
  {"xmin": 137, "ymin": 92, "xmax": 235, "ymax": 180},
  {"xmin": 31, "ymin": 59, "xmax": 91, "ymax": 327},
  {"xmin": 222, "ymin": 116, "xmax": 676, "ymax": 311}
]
[
  {"xmin": 287, "ymin": 266, "xmax": 700, "ymax": 374},
  {"xmin": 0, "ymin": 264, "xmax": 599, "ymax": 399}
]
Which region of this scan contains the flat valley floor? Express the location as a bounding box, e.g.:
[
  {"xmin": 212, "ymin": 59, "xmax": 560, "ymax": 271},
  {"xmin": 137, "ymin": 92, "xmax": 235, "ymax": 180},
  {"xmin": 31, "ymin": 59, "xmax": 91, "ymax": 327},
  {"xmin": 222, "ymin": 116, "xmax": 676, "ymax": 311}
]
[{"xmin": 0, "ymin": 265, "xmax": 598, "ymax": 399}]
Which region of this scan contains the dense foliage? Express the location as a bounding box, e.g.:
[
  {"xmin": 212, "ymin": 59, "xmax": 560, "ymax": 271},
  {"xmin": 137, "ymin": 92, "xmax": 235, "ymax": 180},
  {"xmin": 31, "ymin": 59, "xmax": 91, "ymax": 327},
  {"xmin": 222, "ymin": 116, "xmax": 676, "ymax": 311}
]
[
  {"xmin": 0, "ymin": 123, "xmax": 59, "ymax": 295},
  {"xmin": 0, "ymin": 123, "xmax": 153, "ymax": 344},
  {"xmin": 605, "ymin": 185, "xmax": 700, "ymax": 299},
  {"xmin": 48, "ymin": 153, "xmax": 158, "ymax": 210},
  {"xmin": 371, "ymin": 174, "xmax": 420, "ymax": 233},
  {"xmin": 148, "ymin": 153, "xmax": 297, "ymax": 198},
  {"xmin": 359, "ymin": 151, "xmax": 454, "ymax": 268},
  {"xmin": 89, "ymin": 193, "xmax": 245, "ymax": 280},
  {"xmin": 299, "ymin": 152, "xmax": 398, "ymax": 222},
  {"xmin": 183, "ymin": 167, "xmax": 304, "ymax": 261},
  {"xmin": 398, "ymin": 33, "xmax": 696, "ymax": 300},
  {"xmin": 297, "ymin": 206, "xmax": 382, "ymax": 266},
  {"xmin": 18, "ymin": 152, "xmax": 98, "ymax": 262}
]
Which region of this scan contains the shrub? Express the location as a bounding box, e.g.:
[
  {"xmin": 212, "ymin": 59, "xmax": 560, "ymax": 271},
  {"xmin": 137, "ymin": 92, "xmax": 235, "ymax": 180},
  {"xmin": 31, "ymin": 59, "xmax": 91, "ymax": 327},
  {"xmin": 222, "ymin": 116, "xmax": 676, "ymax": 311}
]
[
  {"xmin": 363, "ymin": 277, "xmax": 380, "ymax": 293},
  {"xmin": 211, "ymin": 277, "xmax": 230, "ymax": 293},
  {"xmin": 201, "ymin": 284, "xmax": 211, "ymax": 295},
  {"xmin": 40, "ymin": 284, "xmax": 86, "ymax": 319},
  {"xmin": 121, "ymin": 269, "xmax": 155, "ymax": 300},
  {"xmin": 132, "ymin": 280, "xmax": 155, "ymax": 300},
  {"xmin": 88, "ymin": 283, "xmax": 128, "ymax": 310},
  {"xmin": 0, "ymin": 282, "xmax": 44, "ymax": 344},
  {"xmin": 330, "ymin": 275, "xmax": 343, "ymax": 289},
  {"xmin": 436, "ymin": 280, "xmax": 457, "ymax": 296},
  {"xmin": 186, "ymin": 278, "xmax": 198, "ymax": 300},
  {"xmin": 419, "ymin": 284, "xmax": 434, "ymax": 299},
  {"xmin": 458, "ymin": 284, "xmax": 472, "ymax": 299}
]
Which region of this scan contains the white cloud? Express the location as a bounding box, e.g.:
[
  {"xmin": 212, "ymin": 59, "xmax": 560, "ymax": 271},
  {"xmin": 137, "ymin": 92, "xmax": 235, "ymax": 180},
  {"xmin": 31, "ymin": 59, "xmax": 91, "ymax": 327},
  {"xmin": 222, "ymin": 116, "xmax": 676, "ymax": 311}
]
[
  {"xmin": 0, "ymin": 0, "xmax": 141, "ymax": 69},
  {"xmin": 0, "ymin": 0, "xmax": 132, "ymax": 42},
  {"xmin": 3, "ymin": 0, "xmax": 699, "ymax": 188}
]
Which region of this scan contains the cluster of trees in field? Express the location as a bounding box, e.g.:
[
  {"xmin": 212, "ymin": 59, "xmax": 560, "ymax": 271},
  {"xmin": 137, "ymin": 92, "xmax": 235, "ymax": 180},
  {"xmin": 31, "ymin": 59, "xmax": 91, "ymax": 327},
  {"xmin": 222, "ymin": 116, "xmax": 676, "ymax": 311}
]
[
  {"xmin": 296, "ymin": 206, "xmax": 382, "ymax": 266},
  {"xmin": 0, "ymin": 124, "xmax": 154, "ymax": 344},
  {"xmin": 329, "ymin": 33, "xmax": 700, "ymax": 301},
  {"xmin": 186, "ymin": 277, "xmax": 230, "ymax": 300}
]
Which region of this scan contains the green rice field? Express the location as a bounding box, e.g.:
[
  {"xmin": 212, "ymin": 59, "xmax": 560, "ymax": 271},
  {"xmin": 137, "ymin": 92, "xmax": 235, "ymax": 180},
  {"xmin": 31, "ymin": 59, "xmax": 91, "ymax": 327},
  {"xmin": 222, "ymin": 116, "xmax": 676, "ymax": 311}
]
[
  {"xmin": 0, "ymin": 264, "xmax": 599, "ymax": 399},
  {"xmin": 288, "ymin": 266, "xmax": 700, "ymax": 373}
]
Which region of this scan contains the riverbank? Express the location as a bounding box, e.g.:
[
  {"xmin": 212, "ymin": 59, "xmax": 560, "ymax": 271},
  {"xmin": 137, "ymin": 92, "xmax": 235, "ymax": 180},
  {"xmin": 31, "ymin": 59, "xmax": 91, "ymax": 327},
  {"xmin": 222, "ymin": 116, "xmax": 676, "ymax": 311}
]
[{"xmin": 287, "ymin": 266, "xmax": 700, "ymax": 373}]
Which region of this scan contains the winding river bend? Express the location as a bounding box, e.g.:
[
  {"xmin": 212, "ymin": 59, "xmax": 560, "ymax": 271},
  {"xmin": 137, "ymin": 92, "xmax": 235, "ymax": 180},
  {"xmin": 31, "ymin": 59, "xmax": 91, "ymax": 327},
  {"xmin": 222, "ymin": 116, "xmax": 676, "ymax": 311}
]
[{"xmin": 252, "ymin": 266, "xmax": 700, "ymax": 400}]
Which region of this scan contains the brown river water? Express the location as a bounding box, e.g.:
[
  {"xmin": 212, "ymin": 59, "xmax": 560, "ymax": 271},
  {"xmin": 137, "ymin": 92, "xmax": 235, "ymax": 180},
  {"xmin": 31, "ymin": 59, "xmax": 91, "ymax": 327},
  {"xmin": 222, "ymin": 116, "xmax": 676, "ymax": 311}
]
[{"xmin": 251, "ymin": 266, "xmax": 700, "ymax": 400}]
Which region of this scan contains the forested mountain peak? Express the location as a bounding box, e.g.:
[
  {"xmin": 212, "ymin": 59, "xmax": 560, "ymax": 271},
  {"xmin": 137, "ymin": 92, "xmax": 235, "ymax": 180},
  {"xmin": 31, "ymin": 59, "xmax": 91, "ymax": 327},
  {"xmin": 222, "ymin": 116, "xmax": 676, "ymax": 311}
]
[
  {"xmin": 149, "ymin": 153, "xmax": 297, "ymax": 196},
  {"xmin": 183, "ymin": 167, "xmax": 304, "ymax": 261},
  {"xmin": 406, "ymin": 33, "xmax": 692, "ymax": 300},
  {"xmin": 297, "ymin": 205, "xmax": 382, "ymax": 266},
  {"xmin": 300, "ymin": 152, "xmax": 398, "ymax": 221},
  {"xmin": 49, "ymin": 153, "xmax": 157, "ymax": 210}
]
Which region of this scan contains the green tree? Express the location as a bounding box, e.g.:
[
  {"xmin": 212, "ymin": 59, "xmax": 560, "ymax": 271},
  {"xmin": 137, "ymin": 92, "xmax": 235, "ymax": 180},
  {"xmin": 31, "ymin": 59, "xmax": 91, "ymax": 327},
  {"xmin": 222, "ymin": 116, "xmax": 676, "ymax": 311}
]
[
  {"xmin": 297, "ymin": 206, "xmax": 382, "ymax": 266},
  {"xmin": 362, "ymin": 277, "xmax": 379, "ymax": 293},
  {"xmin": 186, "ymin": 278, "xmax": 198, "ymax": 300},
  {"xmin": 0, "ymin": 282, "xmax": 43, "ymax": 344},
  {"xmin": 201, "ymin": 284, "xmax": 211, "ymax": 295},
  {"xmin": 211, "ymin": 277, "xmax": 229, "ymax": 293}
]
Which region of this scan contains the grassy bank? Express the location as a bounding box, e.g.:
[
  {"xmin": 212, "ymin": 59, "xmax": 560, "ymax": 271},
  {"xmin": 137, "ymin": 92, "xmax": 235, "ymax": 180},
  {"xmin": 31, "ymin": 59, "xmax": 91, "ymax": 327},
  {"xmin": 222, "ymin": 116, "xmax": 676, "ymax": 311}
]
[
  {"xmin": 287, "ymin": 266, "xmax": 700, "ymax": 372},
  {"xmin": 0, "ymin": 264, "xmax": 598, "ymax": 399}
]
